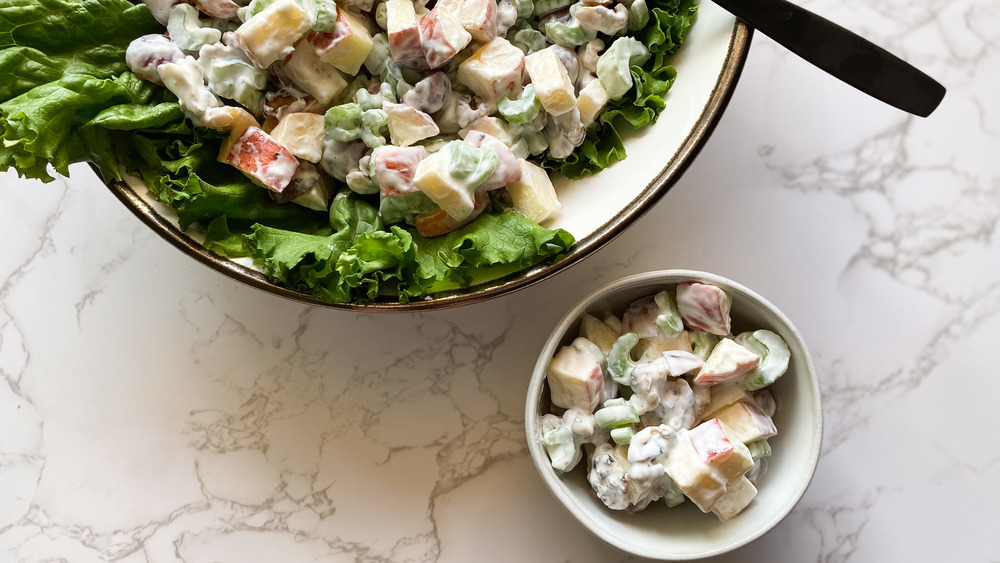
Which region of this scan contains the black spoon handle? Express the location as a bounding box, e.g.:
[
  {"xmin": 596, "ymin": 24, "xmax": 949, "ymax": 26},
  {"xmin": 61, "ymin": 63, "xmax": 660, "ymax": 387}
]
[{"xmin": 713, "ymin": 0, "xmax": 946, "ymax": 117}]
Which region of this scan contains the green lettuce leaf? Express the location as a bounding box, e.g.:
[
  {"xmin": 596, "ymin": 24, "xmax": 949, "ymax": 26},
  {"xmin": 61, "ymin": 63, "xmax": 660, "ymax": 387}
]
[
  {"xmin": 540, "ymin": 0, "xmax": 697, "ymax": 179},
  {"xmin": 244, "ymin": 195, "xmax": 574, "ymax": 304},
  {"xmin": 0, "ymin": 0, "xmax": 164, "ymax": 181}
]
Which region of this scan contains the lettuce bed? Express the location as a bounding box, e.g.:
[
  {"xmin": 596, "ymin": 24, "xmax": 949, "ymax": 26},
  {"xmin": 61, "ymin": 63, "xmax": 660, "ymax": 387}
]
[{"xmin": 0, "ymin": 0, "xmax": 696, "ymax": 304}]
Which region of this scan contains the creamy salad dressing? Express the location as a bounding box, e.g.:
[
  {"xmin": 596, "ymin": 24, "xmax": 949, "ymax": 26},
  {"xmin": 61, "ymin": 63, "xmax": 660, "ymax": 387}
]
[
  {"xmin": 127, "ymin": 0, "xmax": 669, "ymax": 229},
  {"xmin": 540, "ymin": 282, "xmax": 792, "ymax": 521}
]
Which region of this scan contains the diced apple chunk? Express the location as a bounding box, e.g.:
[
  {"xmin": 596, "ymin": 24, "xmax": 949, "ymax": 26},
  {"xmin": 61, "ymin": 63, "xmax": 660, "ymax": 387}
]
[
  {"xmin": 693, "ymin": 338, "xmax": 761, "ymax": 385},
  {"xmin": 282, "ymin": 40, "xmax": 348, "ymax": 104},
  {"xmin": 633, "ymin": 331, "xmax": 692, "ymax": 363},
  {"xmin": 700, "ymin": 382, "xmax": 754, "ymax": 421},
  {"xmin": 457, "ymin": 37, "xmax": 524, "ymax": 101},
  {"xmin": 383, "ymin": 103, "xmax": 440, "ymax": 147},
  {"xmin": 577, "ymin": 78, "xmax": 610, "ymax": 127},
  {"xmin": 579, "ymin": 313, "xmax": 620, "ymax": 355},
  {"xmin": 386, "ymin": 0, "xmax": 423, "ymax": 64},
  {"xmin": 439, "ymin": 0, "xmax": 498, "ymax": 43},
  {"xmin": 711, "ymin": 476, "xmax": 757, "ymax": 521},
  {"xmin": 216, "ymin": 107, "xmax": 261, "ymax": 162},
  {"xmin": 506, "ymin": 158, "xmax": 560, "ymax": 223},
  {"xmin": 459, "ymin": 116, "xmax": 512, "ymax": 146},
  {"xmin": 622, "ymin": 295, "xmax": 660, "ymax": 338},
  {"xmin": 311, "ymin": 9, "xmax": 374, "ymax": 75},
  {"xmin": 524, "ymin": 46, "xmax": 577, "ymax": 116},
  {"xmin": 677, "ymin": 282, "xmax": 732, "ymax": 335},
  {"xmin": 415, "ymin": 190, "xmax": 489, "ymax": 237},
  {"xmin": 711, "ymin": 400, "xmax": 777, "ymax": 444},
  {"xmin": 269, "ymin": 112, "xmax": 326, "ymax": 163},
  {"xmin": 235, "ymin": 0, "xmax": 313, "ymax": 68},
  {"xmin": 373, "ymin": 145, "xmax": 428, "ymax": 196},
  {"xmin": 224, "ymin": 126, "xmax": 300, "ymax": 192},
  {"xmin": 663, "ymin": 432, "xmax": 726, "ymax": 512},
  {"xmin": 418, "ymin": 7, "xmax": 472, "ymax": 69},
  {"xmin": 546, "ymin": 337, "xmax": 605, "ymax": 412},
  {"xmin": 688, "ymin": 418, "xmax": 754, "ymax": 484}
]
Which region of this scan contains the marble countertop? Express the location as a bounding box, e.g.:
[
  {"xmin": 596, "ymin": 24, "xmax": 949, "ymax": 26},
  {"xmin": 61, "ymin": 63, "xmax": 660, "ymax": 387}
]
[{"xmin": 2, "ymin": 0, "xmax": 998, "ymax": 561}]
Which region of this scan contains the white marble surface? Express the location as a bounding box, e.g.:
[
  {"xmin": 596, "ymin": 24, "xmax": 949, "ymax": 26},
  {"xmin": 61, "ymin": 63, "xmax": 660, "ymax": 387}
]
[{"xmin": 2, "ymin": 0, "xmax": 999, "ymax": 561}]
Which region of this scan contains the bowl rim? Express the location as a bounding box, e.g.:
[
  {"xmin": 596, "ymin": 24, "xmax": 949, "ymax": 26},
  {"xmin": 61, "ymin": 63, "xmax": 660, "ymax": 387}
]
[
  {"xmin": 524, "ymin": 269, "xmax": 824, "ymax": 559},
  {"xmin": 98, "ymin": 23, "xmax": 752, "ymax": 312}
]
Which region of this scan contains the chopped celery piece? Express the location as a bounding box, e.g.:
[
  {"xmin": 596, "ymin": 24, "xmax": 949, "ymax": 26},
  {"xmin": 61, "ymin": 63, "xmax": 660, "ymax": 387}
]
[
  {"xmin": 324, "ymin": 103, "xmax": 363, "ymax": 142},
  {"xmin": 544, "ymin": 4, "xmax": 597, "ymax": 47},
  {"xmin": 446, "ymin": 141, "xmax": 499, "ymax": 190},
  {"xmin": 535, "ymin": 0, "xmax": 573, "ymax": 16},
  {"xmin": 596, "ymin": 36, "xmax": 650, "ymax": 99},
  {"xmin": 365, "ymin": 33, "xmax": 392, "ymax": 75},
  {"xmin": 355, "ymin": 84, "xmax": 393, "ymax": 110},
  {"xmin": 513, "ymin": 0, "xmax": 534, "ymax": 19},
  {"xmin": 653, "ymin": 289, "xmax": 683, "ymax": 338},
  {"xmin": 498, "ymin": 84, "xmax": 541, "ymax": 124},
  {"xmin": 610, "ymin": 426, "xmax": 635, "ymax": 445},
  {"xmin": 608, "ymin": 332, "xmax": 639, "ymax": 385},
  {"xmin": 690, "ymin": 331, "xmax": 721, "ymax": 361},
  {"xmin": 594, "ymin": 403, "xmax": 639, "ymax": 429},
  {"xmin": 604, "ymin": 397, "xmax": 627, "ymax": 408},
  {"xmin": 168, "ymin": 4, "xmax": 222, "ymax": 52},
  {"xmin": 313, "ymin": 0, "xmax": 338, "ymax": 32},
  {"xmin": 360, "ymin": 109, "xmax": 389, "ymax": 148},
  {"xmin": 237, "ymin": 0, "xmax": 277, "ymax": 22},
  {"xmin": 627, "ymin": 0, "xmax": 649, "ymax": 31},
  {"xmin": 747, "ymin": 439, "xmax": 772, "ymax": 459},
  {"xmin": 541, "ymin": 427, "xmax": 579, "ymax": 472},
  {"xmin": 739, "ymin": 330, "xmax": 791, "ymax": 390},
  {"xmin": 510, "ymin": 26, "xmax": 547, "ymax": 54}
]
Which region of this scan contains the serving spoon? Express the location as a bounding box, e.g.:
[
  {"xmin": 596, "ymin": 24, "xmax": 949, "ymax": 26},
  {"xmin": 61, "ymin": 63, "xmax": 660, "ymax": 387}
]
[{"xmin": 712, "ymin": 0, "xmax": 946, "ymax": 117}]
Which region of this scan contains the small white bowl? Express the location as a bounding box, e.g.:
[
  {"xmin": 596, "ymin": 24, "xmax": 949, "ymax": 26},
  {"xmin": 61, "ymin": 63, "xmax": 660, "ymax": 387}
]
[{"xmin": 525, "ymin": 270, "xmax": 822, "ymax": 560}]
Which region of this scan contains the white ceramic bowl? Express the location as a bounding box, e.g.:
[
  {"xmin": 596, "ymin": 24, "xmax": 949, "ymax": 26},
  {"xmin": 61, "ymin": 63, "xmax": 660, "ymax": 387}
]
[
  {"xmin": 525, "ymin": 270, "xmax": 822, "ymax": 559},
  {"xmin": 104, "ymin": 6, "xmax": 751, "ymax": 310}
]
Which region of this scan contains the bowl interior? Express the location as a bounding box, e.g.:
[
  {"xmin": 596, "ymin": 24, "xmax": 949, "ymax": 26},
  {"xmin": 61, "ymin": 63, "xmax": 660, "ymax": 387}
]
[
  {"xmin": 525, "ymin": 270, "xmax": 822, "ymax": 560},
  {"xmin": 106, "ymin": 5, "xmax": 750, "ymax": 310}
]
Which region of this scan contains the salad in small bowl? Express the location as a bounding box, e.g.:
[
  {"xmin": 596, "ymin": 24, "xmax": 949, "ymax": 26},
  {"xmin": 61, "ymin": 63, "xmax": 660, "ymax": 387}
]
[{"xmin": 0, "ymin": 0, "xmax": 748, "ymax": 308}]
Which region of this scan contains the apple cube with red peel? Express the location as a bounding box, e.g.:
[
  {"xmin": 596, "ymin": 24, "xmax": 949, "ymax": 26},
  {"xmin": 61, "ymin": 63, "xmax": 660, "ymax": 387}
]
[
  {"xmin": 386, "ymin": 0, "xmax": 424, "ymax": 64},
  {"xmin": 663, "ymin": 431, "xmax": 727, "ymax": 512},
  {"xmin": 693, "ymin": 338, "xmax": 761, "ymax": 385},
  {"xmin": 373, "ymin": 145, "xmax": 428, "ymax": 197},
  {"xmin": 269, "ymin": 112, "xmax": 326, "ymax": 163},
  {"xmin": 311, "ymin": 9, "xmax": 374, "ymax": 75},
  {"xmin": 215, "ymin": 107, "xmax": 261, "ymax": 162},
  {"xmin": 383, "ymin": 103, "xmax": 440, "ymax": 147},
  {"xmin": 661, "ymin": 350, "xmax": 704, "ymax": 377},
  {"xmin": 711, "ymin": 476, "xmax": 757, "ymax": 521},
  {"xmin": 546, "ymin": 337, "xmax": 605, "ymax": 413},
  {"xmin": 418, "ymin": 7, "xmax": 472, "ymax": 69},
  {"xmin": 457, "ymin": 37, "xmax": 524, "ymax": 101},
  {"xmin": 676, "ymin": 282, "xmax": 732, "ymax": 335},
  {"xmin": 462, "ymin": 130, "xmax": 521, "ymax": 190},
  {"xmin": 700, "ymin": 382, "xmax": 754, "ymax": 421},
  {"xmin": 224, "ymin": 126, "xmax": 300, "ymax": 192},
  {"xmin": 622, "ymin": 295, "xmax": 660, "ymax": 338},
  {"xmin": 711, "ymin": 400, "xmax": 777, "ymax": 444},
  {"xmin": 688, "ymin": 418, "xmax": 754, "ymax": 484}
]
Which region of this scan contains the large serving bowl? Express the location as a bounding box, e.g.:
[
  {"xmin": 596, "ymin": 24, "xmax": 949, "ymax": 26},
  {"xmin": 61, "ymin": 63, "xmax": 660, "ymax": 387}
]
[
  {"xmin": 525, "ymin": 270, "xmax": 823, "ymax": 559},
  {"xmin": 102, "ymin": 5, "xmax": 751, "ymax": 310}
]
